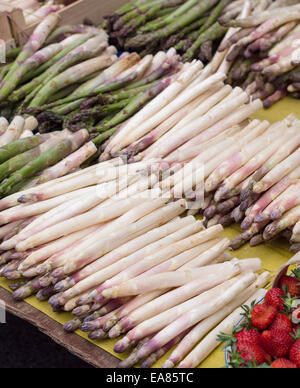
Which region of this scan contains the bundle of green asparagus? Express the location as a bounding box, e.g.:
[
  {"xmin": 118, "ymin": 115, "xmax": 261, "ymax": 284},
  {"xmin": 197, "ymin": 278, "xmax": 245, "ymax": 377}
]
[
  {"xmin": 214, "ymin": 0, "xmax": 300, "ymax": 107},
  {"xmin": 104, "ymin": 0, "xmax": 254, "ymax": 62},
  {"xmin": 0, "ymin": 115, "xmax": 99, "ymax": 198}
]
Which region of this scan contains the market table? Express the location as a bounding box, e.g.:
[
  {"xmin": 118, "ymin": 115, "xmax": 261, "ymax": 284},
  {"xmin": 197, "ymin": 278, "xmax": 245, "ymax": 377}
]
[{"xmin": 0, "ymin": 77, "xmax": 299, "ymax": 369}]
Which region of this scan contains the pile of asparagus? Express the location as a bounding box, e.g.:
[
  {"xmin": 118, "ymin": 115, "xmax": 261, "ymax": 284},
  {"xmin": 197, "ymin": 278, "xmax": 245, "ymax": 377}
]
[
  {"xmin": 0, "ymin": 0, "xmax": 64, "ymax": 26},
  {"xmin": 0, "ymin": 13, "xmax": 184, "ymax": 162},
  {"xmin": 215, "ymin": 0, "xmax": 300, "ymax": 107},
  {"xmin": 104, "ymin": 0, "xmax": 257, "ymax": 61},
  {"xmin": 0, "ymin": 154, "xmax": 268, "ymax": 368}
]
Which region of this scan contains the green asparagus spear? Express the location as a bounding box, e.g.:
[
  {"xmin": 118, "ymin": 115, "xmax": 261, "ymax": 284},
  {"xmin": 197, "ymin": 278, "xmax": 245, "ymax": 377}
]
[
  {"xmin": 183, "ymin": 22, "xmax": 227, "ymax": 62},
  {"xmin": 125, "ymin": 0, "xmax": 219, "ymax": 49},
  {"xmin": 94, "ymin": 77, "xmax": 171, "ymax": 133},
  {"xmin": 9, "ymin": 34, "xmax": 93, "ymax": 103},
  {"xmin": 139, "ymin": 0, "xmax": 199, "ymax": 33},
  {"xmin": 0, "ymin": 136, "xmax": 44, "ymax": 164}
]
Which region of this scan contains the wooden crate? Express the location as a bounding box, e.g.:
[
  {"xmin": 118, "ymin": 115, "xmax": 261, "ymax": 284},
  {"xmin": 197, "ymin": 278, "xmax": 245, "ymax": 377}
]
[
  {"xmin": 0, "ymin": 11, "xmax": 16, "ymax": 53},
  {"xmin": 15, "ymin": 0, "xmax": 129, "ymax": 45}
]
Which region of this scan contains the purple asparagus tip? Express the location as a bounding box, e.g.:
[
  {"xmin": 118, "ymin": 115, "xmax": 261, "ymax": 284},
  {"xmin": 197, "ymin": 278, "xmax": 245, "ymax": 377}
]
[
  {"xmin": 241, "ymin": 217, "xmax": 253, "ymax": 230},
  {"xmin": 79, "ymin": 321, "xmax": 97, "ymax": 332},
  {"xmin": 162, "ymin": 360, "xmax": 175, "ymax": 368},
  {"xmin": 12, "ymin": 285, "xmax": 35, "ymax": 300},
  {"xmin": 64, "ymin": 318, "xmax": 82, "ymax": 333},
  {"xmin": 254, "ymin": 214, "xmax": 269, "ymax": 223},
  {"xmin": 72, "ymin": 305, "xmax": 91, "ymax": 317},
  {"xmin": 114, "ymin": 336, "xmax": 131, "ymax": 353},
  {"xmin": 88, "ymin": 329, "xmax": 107, "ymax": 340}
]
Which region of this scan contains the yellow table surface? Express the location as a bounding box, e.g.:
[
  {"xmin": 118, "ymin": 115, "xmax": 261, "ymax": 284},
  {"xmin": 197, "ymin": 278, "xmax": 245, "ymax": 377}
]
[{"xmin": 0, "ymin": 96, "xmax": 299, "ymax": 368}]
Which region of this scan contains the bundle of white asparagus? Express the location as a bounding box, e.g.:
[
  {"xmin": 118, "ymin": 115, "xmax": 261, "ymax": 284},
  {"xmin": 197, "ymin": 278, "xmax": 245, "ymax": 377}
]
[
  {"xmin": 200, "ymin": 114, "xmax": 300, "ymax": 252},
  {"xmin": 210, "ymin": 0, "xmax": 300, "ymax": 106},
  {"xmin": 0, "ymin": 115, "xmax": 38, "ymax": 144},
  {"xmin": 0, "ymin": 151, "xmax": 268, "ymax": 368}
]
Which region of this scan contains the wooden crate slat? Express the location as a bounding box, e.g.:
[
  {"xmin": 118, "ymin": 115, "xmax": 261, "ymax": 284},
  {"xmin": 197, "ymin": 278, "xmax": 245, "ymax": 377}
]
[
  {"xmin": 0, "ymin": 11, "xmax": 13, "ymax": 42},
  {"xmin": 17, "ymin": 0, "xmax": 128, "ymax": 45}
]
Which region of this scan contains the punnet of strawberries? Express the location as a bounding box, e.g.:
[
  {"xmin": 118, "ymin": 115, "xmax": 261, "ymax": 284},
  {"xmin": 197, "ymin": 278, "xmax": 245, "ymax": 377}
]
[{"xmin": 219, "ymin": 268, "xmax": 300, "ymax": 368}]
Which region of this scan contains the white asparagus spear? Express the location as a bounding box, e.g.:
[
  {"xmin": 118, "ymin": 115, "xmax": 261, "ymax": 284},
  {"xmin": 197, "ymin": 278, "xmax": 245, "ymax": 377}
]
[
  {"xmin": 33, "ymin": 142, "xmax": 97, "ymax": 185},
  {"xmin": 165, "ymin": 274, "xmax": 269, "ymax": 368},
  {"xmin": 0, "ymin": 220, "xmax": 24, "ymax": 240},
  {"xmin": 0, "ymin": 116, "xmax": 25, "ymax": 146},
  {"xmin": 0, "ymin": 118, "xmax": 8, "ymax": 136},
  {"xmin": 205, "ymin": 120, "xmax": 282, "ymax": 192},
  {"xmin": 55, "ymin": 195, "xmax": 171, "ymax": 275},
  {"xmin": 18, "ymin": 225, "xmax": 101, "ymax": 272},
  {"xmin": 204, "ymin": 0, "xmax": 252, "ymax": 77},
  {"xmin": 171, "ymin": 121, "xmax": 270, "ymax": 197},
  {"xmin": 48, "ymin": 187, "xmax": 176, "ymax": 276},
  {"xmin": 144, "ymin": 51, "xmax": 167, "ymax": 76},
  {"xmin": 263, "ymin": 204, "xmax": 300, "ymax": 240},
  {"xmin": 24, "ymin": 116, "xmax": 38, "ymax": 132},
  {"xmin": 53, "ymin": 209, "xmax": 187, "ymax": 291},
  {"xmin": 100, "ymin": 225, "xmax": 224, "ymax": 291},
  {"xmin": 0, "ymin": 185, "xmax": 98, "ymax": 228},
  {"xmin": 15, "ymin": 160, "xmax": 157, "ymax": 205},
  {"xmin": 292, "ymin": 218, "xmax": 300, "ymax": 237},
  {"xmin": 20, "ymin": 130, "xmax": 34, "ymax": 139},
  {"xmin": 258, "ymin": 181, "xmax": 300, "ymax": 222},
  {"xmin": 103, "ymin": 259, "xmax": 261, "ymax": 299},
  {"xmin": 127, "ymin": 87, "xmax": 223, "ymax": 157},
  {"xmin": 71, "ymin": 53, "xmax": 140, "ymax": 97},
  {"xmin": 181, "ymin": 238, "xmax": 231, "ymax": 269}
]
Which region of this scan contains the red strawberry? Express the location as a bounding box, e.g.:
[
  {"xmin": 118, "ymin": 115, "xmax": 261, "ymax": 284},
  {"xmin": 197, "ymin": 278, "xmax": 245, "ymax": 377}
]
[
  {"xmin": 251, "ymin": 304, "xmax": 277, "ymax": 330},
  {"xmin": 265, "ymin": 288, "xmax": 285, "ymax": 311},
  {"xmin": 235, "ymin": 328, "xmax": 262, "ymax": 347},
  {"xmin": 237, "ymin": 342, "xmax": 271, "ymax": 366},
  {"xmin": 290, "ymin": 329, "xmax": 300, "ymax": 368},
  {"xmin": 261, "ymin": 329, "xmax": 295, "ymax": 358},
  {"xmin": 271, "ymin": 358, "xmax": 297, "ymax": 369},
  {"xmin": 279, "ymin": 275, "xmax": 300, "ymax": 297},
  {"xmin": 270, "ymin": 313, "xmax": 294, "ymax": 333}
]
